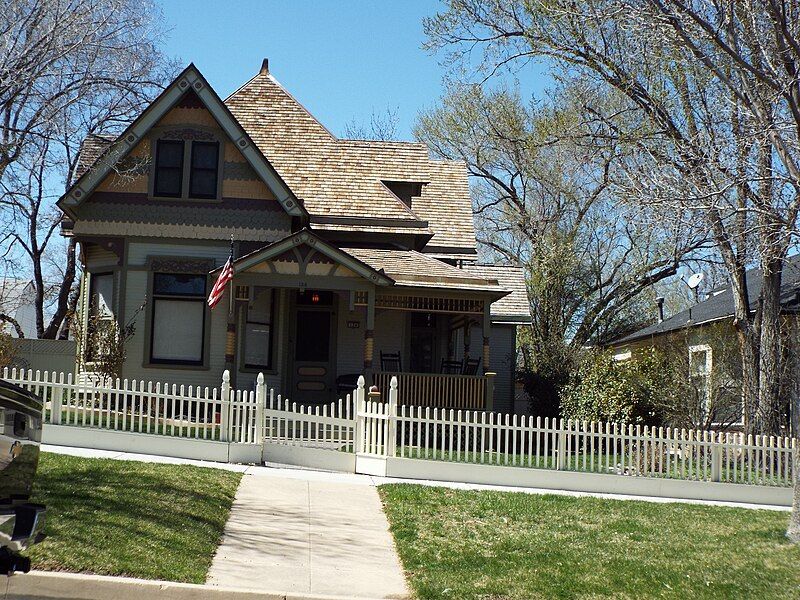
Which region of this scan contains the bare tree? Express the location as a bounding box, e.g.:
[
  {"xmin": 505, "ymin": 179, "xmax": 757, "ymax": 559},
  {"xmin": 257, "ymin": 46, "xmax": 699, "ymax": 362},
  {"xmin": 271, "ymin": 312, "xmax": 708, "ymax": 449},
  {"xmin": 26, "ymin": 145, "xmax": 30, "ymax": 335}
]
[
  {"xmin": 424, "ymin": 0, "xmax": 800, "ymax": 540},
  {"xmin": 415, "ymin": 82, "xmax": 708, "ymax": 407},
  {"xmin": 343, "ymin": 105, "xmax": 401, "ymax": 140},
  {"xmin": 424, "ymin": 0, "xmax": 800, "ymax": 436},
  {"xmin": 0, "ymin": 0, "xmax": 176, "ymax": 337}
]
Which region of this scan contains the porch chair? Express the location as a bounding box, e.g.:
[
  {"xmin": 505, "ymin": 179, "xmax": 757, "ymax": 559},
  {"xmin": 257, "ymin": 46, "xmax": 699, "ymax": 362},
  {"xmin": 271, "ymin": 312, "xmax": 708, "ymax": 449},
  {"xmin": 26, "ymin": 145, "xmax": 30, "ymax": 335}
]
[
  {"xmin": 462, "ymin": 357, "xmax": 481, "ymax": 375},
  {"xmin": 380, "ymin": 351, "xmax": 402, "ymax": 372},
  {"xmin": 440, "ymin": 358, "xmax": 463, "ymax": 374}
]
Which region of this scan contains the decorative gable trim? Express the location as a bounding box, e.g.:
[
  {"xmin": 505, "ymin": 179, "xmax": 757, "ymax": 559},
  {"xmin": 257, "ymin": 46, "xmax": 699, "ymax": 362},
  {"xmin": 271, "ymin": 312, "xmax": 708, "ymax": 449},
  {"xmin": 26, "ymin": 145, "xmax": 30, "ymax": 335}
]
[
  {"xmin": 219, "ymin": 229, "xmax": 395, "ymax": 287},
  {"xmin": 58, "ymin": 63, "xmax": 307, "ymax": 220}
]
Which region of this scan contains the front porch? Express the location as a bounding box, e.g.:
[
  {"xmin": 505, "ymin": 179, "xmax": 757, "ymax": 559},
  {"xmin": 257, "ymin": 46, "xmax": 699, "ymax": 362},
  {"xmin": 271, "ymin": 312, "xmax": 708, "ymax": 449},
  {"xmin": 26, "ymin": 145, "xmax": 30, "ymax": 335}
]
[{"xmin": 221, "ymin": 230, "xmax": 507, "ymax": 410}]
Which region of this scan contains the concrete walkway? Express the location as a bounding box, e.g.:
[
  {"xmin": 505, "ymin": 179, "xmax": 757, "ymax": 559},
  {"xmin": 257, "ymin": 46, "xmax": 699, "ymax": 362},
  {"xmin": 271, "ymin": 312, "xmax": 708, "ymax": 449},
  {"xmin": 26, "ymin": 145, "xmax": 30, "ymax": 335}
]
[{"xmin": 205, "ymin": 472, "xmax": 409, "ymax": 598}]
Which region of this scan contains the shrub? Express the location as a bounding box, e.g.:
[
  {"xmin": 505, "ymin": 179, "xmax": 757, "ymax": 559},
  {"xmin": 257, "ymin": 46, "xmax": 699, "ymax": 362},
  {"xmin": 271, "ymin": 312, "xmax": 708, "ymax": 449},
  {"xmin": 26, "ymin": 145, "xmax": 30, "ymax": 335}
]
[
  {"xmin": 559, "ymin": 349, "xmax": 672, "ymax": 425},
  {"xmin": 0, "ymin": 332, "xmax": 15, "ymax": 369}
]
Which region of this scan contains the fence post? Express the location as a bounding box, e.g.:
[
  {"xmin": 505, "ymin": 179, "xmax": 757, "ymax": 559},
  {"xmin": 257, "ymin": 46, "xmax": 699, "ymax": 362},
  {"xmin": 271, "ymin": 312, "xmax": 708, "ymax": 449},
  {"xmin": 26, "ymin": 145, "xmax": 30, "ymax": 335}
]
[
  {"xmin": 220, "ymin": 370, "xmax": 231, "ymax": 443},
  {"xmin": 557, "ymin": 418, "xmax": 567, "ymax": 470},
  {"xmin": 51, "ymin": 372, "xmax": 64, "ymax": 425},
  {"xmin": 710, "ymin": 433, "xmax": 722, "ymax": 482},
  {"xmin": 354, "ymin": 375, "xmax": 365, "ymax": 454},
  {"xmin": 387, "ymin": 376, "xmax": 398, "ymax": 458},
  {"xmin": 255, "ymin": 373, "xmax": 266, "ymax": 442},
  {"xmin": 485, "ymin": 372, "xmax": 495, "ymax": 411}
]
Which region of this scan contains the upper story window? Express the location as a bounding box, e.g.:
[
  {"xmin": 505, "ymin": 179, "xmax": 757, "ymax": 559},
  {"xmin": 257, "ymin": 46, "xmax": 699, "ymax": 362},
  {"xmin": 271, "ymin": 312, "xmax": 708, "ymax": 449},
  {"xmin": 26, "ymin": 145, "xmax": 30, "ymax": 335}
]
[
  {"xmin": 154, "ymin": 140, "xmax": 184, "ymax": 197},
  {"xmin": 189, "ymin": 142, "xmax": 220, "ymax": 198},
  {"xmin": 151, "ymin": 132, "xmax": 221, "ymax": 200}
]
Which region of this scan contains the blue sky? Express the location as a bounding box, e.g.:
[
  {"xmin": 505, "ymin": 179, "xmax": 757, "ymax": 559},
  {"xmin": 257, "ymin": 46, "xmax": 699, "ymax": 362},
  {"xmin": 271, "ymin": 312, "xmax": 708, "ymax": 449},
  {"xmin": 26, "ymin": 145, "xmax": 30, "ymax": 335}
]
[{"xmin": 158, "ymin": 0, "xmax": 549, "ymax": 140}]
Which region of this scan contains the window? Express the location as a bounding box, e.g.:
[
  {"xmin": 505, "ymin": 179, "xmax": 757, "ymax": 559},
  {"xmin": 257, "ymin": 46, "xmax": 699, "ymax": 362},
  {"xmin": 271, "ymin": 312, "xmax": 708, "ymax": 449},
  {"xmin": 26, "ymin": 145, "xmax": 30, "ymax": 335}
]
[
  {"xmin": 189, "ymin": 142, "xmax": 219, "ymax": 198},
  {"xmin": 90, "ymin": 273, "xmax": 114, "ymax": 318},
  {"xmin": 243, "ymin": 287, "xmax": 274, "ymax": 369},
  {"xmin": 150, "ymin": 273, "xmax": 206, "ymax": 365},
  {"xmin": 153, "ymin": 140, "xmax": 184, "ymax": 197},
  {"xmin": 86, "ymin": 273, "xmax": 114, "ymax": 362}
]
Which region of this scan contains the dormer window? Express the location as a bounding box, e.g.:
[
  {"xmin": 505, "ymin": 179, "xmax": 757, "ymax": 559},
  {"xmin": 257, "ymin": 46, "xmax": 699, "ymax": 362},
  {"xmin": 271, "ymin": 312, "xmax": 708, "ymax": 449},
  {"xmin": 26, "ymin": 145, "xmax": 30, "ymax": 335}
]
[
  {"xmin": 151, "ymin": 132, "xmax": 221, "ymax": 200},
  {"xmin": 384, "ymin": 180, "xmax": 424, "ymax": 208}
]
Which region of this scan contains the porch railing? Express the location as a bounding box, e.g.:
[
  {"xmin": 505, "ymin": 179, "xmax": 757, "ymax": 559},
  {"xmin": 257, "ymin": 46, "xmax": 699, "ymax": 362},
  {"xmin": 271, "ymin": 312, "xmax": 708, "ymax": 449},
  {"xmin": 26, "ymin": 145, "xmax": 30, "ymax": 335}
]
[{"xmin": 373, "ymin": 371, "xmax": 494, "ymax": 410}]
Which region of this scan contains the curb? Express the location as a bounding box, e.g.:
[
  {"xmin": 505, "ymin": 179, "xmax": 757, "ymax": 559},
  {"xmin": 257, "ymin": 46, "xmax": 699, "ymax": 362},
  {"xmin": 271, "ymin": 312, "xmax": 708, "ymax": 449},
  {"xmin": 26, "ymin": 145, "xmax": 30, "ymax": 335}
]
[{"xmin": 5, "ymin": 571, "xmax": 400, "ymax": 600}]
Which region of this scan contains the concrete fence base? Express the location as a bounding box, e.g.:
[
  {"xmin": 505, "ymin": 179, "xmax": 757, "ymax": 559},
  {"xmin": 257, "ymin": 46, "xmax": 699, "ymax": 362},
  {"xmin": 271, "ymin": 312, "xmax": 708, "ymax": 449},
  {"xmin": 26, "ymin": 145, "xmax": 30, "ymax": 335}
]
[{"xmin": 383, "ymin": 457, "xmax": 794, "ymax": 506}]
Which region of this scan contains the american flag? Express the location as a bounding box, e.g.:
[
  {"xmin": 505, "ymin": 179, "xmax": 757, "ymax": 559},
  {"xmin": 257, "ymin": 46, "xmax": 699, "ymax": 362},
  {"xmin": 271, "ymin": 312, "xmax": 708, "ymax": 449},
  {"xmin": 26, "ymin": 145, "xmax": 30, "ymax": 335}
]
[{"xmin": 208, "ymin": 250, "xmax": 234, "ymax": 309}]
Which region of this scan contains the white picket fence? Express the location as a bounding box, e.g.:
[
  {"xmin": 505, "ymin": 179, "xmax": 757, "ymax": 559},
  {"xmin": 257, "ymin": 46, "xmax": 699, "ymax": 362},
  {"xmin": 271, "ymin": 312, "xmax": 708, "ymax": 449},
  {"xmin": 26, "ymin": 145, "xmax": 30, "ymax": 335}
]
[{"xmin": 3, "ymin": 367, "xmax": 796, "ymax": 493}]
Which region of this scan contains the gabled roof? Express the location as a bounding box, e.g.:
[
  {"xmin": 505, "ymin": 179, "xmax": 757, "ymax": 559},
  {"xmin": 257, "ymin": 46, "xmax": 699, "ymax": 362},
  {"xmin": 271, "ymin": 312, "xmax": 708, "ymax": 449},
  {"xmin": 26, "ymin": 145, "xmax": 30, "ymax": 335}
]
[
  {"xmin": 0, "ymin": 279, "xmax": 35, "ymax": 312},
  {"xmin": 222, "ymin": 229, "xmax": 395, "ymax": 287},
  {"xmin": 58, "ymin": 64, "xmax": 307, "ymax": 220},
  {"xmin": 610, "ymin": 254, "xmax": 800, "ymax": 345}
]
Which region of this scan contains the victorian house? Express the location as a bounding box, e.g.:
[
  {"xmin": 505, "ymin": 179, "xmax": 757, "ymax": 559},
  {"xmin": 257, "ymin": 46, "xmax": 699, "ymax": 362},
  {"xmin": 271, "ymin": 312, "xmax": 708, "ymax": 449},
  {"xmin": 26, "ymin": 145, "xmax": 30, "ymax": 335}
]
[{"xmin": 58, "ymin": 60, "xmax": 530, "ymax": 412}]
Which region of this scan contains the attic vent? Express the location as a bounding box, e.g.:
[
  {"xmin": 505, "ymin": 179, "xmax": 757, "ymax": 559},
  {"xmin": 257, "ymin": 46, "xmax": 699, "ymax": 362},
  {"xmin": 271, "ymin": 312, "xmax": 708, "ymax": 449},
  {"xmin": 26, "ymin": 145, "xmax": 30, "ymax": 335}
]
[{"xmin": 383, "ymin": 181, "xmax": 423, "ymax": 208}]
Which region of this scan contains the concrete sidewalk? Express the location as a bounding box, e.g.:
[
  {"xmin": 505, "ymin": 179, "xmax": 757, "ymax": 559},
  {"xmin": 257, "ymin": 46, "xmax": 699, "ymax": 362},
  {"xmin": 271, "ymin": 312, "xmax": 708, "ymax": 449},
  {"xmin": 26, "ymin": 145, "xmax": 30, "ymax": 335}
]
[{"xmin": 206, "ymin": 473, "xmax": 409, "ymax": 599}]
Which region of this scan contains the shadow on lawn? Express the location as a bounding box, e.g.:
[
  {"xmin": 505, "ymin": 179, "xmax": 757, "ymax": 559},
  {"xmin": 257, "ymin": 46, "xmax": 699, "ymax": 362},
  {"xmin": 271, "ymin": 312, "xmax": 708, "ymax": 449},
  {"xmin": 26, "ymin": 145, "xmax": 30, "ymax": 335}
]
[{"xmin": 23, "ymin": 453, "xmax": 241, "ymax": 583}]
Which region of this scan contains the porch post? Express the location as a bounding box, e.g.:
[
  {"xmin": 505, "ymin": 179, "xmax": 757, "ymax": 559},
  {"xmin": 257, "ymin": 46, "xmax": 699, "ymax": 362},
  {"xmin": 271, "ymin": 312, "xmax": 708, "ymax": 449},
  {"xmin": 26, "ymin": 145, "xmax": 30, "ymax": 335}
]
[
  {"xmin": 482, "ymin": 300, "xmax": 491, "ymax": 371},
  {"xmin": 363, "ymin": 290, "xmax": 376, "ymax": 386},
  {"xmin": 463, "ymin": 322, "xmax": 471, "ymax": 360}
]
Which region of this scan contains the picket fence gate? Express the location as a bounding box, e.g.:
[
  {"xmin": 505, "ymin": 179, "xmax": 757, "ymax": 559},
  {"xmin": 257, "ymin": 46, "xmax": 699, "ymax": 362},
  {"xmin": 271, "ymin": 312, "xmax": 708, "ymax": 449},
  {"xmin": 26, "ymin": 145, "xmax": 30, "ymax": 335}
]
[{"xmin": 3, "ymin": 368, "xmax": 797, "ymax": 494}]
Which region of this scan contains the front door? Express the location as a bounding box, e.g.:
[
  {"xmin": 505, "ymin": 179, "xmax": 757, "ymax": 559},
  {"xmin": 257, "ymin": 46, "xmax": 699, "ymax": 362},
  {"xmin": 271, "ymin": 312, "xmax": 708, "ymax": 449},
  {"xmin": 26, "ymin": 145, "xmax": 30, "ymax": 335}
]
[{"xmin": 290, "ymin": 290, "xmax": 337, "ymax": 404}]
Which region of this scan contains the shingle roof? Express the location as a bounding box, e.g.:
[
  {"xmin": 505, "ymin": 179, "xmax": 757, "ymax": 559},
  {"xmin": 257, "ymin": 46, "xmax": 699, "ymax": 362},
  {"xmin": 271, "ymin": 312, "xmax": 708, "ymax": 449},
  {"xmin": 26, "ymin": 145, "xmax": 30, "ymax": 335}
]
[
  {"xmin": 73, "ymin": 134, "xmax": 114, "ymax": 181},
  {"xmin": 611, "ymin": 254, "xmax": 800, "ymax": 344},
  {"xmin": 72, "ymin": 66, "xmax": 478, "ymax": 253},
  {"xmin": 225, "ymin": 70, "xmax": 476, "ymax": 251},
  {"xmin": 461, "ymin": 265, "xmax": 531, "ymax": 321},
  {"xmin": 343, "ymin": 248, "xmax": 504, "ymax": 293}
]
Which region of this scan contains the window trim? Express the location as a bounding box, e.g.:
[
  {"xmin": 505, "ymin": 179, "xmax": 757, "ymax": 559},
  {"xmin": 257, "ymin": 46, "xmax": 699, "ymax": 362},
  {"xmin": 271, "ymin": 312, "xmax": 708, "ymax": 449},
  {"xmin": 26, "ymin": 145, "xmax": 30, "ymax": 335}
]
[
  {"xmin": 241, "ymin": 287, "xmax": 275, "ymax": 371},
  {"xmin": 148, "ymin": 127, "xmax": 224, "ymax": 202},
  {"xmin": 143, "ymin": 264, "xmax": 212, "ymax": 370}
]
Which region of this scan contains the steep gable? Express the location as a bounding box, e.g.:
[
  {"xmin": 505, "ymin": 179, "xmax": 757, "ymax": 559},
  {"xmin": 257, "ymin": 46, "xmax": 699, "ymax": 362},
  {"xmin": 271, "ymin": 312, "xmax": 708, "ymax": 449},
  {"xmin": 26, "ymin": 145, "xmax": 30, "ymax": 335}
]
[{"xmin": 59, "ymin": 64, "xmax": 306, "ymax": 221}]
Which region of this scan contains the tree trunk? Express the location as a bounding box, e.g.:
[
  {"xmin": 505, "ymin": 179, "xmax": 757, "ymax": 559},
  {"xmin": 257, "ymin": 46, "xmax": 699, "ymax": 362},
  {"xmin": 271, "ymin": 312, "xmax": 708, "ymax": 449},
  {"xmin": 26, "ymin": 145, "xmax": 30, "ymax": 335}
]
[
  {"xmin": 789, "ymin": 447, "xmax": 800, "ymax": 543},
  {"xmin": 756, "ymin": 257, "xmax": 784, "ymax": 436},
  {"xmin": 42, "ymin": 239, "xmax": 77, "ymax": 339}
]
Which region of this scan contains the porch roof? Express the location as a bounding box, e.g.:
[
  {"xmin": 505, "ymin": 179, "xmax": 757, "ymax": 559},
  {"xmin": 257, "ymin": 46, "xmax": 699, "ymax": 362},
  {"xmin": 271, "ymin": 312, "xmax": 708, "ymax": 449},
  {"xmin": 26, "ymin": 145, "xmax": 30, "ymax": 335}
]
[
  {"xmin": 461, "ymin": 264, "xmax": 531, "ymax": 323},
  {"xmin": 342, "ymin": 247, "xmax": 509, "ymax": 295},
  {"xmin": 217, "ymin": 229, "xmax": 395, "ymax": 286}
]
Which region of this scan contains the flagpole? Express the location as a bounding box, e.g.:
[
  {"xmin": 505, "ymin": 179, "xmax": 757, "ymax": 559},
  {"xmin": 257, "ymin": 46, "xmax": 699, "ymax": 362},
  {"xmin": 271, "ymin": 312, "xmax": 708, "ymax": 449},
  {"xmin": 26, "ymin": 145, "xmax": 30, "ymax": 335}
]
[{"xmin": 228, "ymin": 234, "xmax": 234, "ymax": 317}]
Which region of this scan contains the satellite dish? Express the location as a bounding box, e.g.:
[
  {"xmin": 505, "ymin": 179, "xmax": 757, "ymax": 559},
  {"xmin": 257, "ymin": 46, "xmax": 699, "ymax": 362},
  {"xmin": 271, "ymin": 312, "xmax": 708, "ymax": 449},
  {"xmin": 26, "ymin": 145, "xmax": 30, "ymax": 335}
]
[{"xmin": 687, "ymin": 272, "xmax": 705, "ymax": 290}]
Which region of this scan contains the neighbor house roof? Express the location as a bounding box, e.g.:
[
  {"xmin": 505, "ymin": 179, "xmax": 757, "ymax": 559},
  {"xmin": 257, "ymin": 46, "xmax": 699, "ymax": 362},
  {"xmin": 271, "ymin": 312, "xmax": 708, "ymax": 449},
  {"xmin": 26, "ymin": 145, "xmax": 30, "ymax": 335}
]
[
  {"xmin": 0, "ymin": 279, "xmax": 34, "ymax": 312},
  {"xmin": 610, "ymin": 254, "xmax": 800, "ymax": 345},
  {"xmin": 461, "ymin": 265, "xmax": 531, "ymax": 322}
]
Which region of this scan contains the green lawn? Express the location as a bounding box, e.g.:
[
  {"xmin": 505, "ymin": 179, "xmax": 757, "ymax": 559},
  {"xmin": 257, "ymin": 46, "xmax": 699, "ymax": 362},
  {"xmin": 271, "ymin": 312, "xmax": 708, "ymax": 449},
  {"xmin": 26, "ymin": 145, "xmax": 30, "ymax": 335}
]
[
  {"xmin": 379, "ymin": 484, "xmax": 800, "ymax": 599},
  {"xmin": 23, "ymin": 452, "xmax": 241, "ymax": 583}
]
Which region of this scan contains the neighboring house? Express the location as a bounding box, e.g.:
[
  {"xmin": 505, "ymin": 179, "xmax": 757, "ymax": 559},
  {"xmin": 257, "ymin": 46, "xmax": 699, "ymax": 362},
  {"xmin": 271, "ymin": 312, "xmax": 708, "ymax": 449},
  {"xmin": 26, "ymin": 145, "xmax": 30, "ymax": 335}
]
[
  {"xmin": 57, "ymin": 61, "xmax": 531, "ymax": 411},
  {"xmin": 0, "ymin": 279, "xmax": 37, "ymax": 338},
  {"xmin": 607, "ymin": 255, "xmax": 800, "ymax": 427}
]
